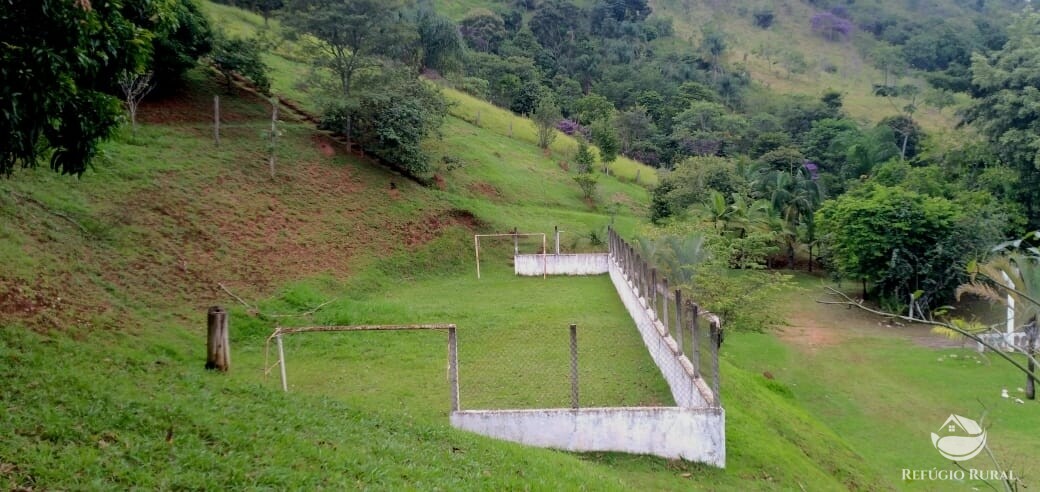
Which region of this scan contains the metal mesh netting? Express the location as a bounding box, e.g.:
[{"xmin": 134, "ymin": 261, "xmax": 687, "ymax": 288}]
[{"xmin": 608, "ymin": 228, "xmax": 723, "ymax": 408}]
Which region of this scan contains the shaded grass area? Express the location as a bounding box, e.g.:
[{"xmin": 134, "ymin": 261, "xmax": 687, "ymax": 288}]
[{"xmin": 727, "ymin": 273, "xmax": 1040, "ymax": 490}]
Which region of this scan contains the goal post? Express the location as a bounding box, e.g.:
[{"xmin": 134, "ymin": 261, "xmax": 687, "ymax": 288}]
[
  {"xmin": 265, "ymin": 324, "xmax": 461, "ymax": 411},
  {"xmin": 473, "ymin": 232, "xmax": 547, "ymax": 279}
]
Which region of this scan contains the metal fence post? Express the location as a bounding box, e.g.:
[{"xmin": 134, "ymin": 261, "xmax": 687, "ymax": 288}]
[
  {"xmin": 448, "ymin": 326, "xmax": 460, "ymax": 412},
  {"xmin": 690, "ymin": 302, "xmax": 700, "ymax": 378},
  {"xmin": 569, "ymin": 324, "xmax": 579, "ymax": 409}
]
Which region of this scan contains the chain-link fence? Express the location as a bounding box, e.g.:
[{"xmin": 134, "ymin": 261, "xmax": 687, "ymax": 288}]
[
  {"xmin": 455, "ymin": 317, "xmax": 678, "ymax": 410},
  {"xmin": 608, "ymin": 228, "xmax": 723, "ymax": 408}
]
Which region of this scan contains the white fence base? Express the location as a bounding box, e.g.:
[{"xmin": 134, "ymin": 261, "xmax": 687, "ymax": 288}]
[
  {"xmin": 451, "ymin": 407, "xmax": 725, "ymax": 465},
  {"xmin": 977, "ymin": 332, "xmax": 1039, "ymax": 353},
  {"xmin": 514, "ymin": 253, "xmax": 610, "ymax": 276}
]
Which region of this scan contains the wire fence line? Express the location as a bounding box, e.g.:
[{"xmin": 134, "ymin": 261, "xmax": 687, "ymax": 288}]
[{"xmin": 608, "ymin": 227, "xmax": 723, "ymax": 408}]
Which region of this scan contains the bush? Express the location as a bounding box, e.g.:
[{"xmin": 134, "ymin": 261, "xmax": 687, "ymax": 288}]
[
  {"xmin": 320, "ymin": 70, "xmax": 448, "ymax": 177},
  {"xmin": 753, "ymin": 9, "xmax": 775, "ymax": 29}
]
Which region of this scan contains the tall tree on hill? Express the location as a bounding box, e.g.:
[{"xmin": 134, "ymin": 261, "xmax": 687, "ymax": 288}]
[
  {"xmin": 962, "ymin": 12, "xmax": 1040, "ymax": 229},
  {"xmin": 285, "ymin": 0, "xmax": 417, "ymax": 97},
  {"xmin": 414, "ymin": 7, "xmax": 464, "ymax": 73}
]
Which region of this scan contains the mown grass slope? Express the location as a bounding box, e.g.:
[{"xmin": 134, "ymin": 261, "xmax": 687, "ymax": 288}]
[{"xmin": 0, "ymin": 3, "xmax": 894, "ymax": 490}]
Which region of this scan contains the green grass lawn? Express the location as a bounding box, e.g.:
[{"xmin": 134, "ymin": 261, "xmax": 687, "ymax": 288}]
[
  {"xmin": 3, "ymin": 3, "xmax": 1010, "ymax": 490},
  {"xmin": 726, "ymin": 273, "xmax": 1040, "ymax": 490},
  {"xmin": 229, "ymin": 259, "xmax": 675, "ymax": 416}
]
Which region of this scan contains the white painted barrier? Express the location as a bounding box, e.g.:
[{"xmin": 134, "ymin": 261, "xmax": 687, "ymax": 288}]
[
  {"xmin": 455, "ymin": 243, "xmax": 726, "ymax": 467},
  {"xmin": 514, "ymin": 253, "xmax": 610, "ymax": 276},
  {"xmin": 608, "ymin": 257, "xmax": 716, "ymax": 408},
  {"xmin": 451, "ymin": 407, "xmax": 725, "ymax": 465}
]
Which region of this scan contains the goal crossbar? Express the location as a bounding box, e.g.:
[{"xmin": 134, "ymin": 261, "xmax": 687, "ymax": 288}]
[
  {"xmin": 264, "ymin": 323, "xmax": 461, "ymax": 411},
  {"xmin": 474, "ymin": 232, "xmax": 547, "ymax": 279}
]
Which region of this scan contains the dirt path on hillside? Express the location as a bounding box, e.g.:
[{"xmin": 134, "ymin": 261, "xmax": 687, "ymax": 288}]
[{"xmin": 776, "ymin": 279, "xmax": 967, "ymax": 352}]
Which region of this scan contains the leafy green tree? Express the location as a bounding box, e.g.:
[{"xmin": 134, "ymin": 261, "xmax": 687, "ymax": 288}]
[
  {"xmin": 135, "ymin": 0, "xmax": 213, "ymax": 92},
  {"xmin": 758, "ymin": 147, "xmax": 805, "ymax": 173},
  {"xmin": 458, "ymin": 8, "xmax": 507, "ymax": 53},
  {"xmin": 614, "ymin": 108, "xmax": 658, "ymax": 155},
  {"xmin": 831, "ymin": 125, "xmax": 899, "ymax": 180},
  {"xmin": 573, "ymin": 93, "xmax": 615, "ymax": 125},
  {"xmin": 319, "ymin": 68, "xmax": 446, "ymax": 177},
  {"xmin": 573, "ymin": 171, "xmax": 599, "ymax": 199},
  {"xmin": 699, "ymin": 24, "xmax": 727, "ymax": 81},
  {"xmin": 650, "ymin": 156, "xmax": 746, "ymax": 222},
  {"xmin": 816, "ymin": 184, "xmax": 999, "ymax": 308},
  {"xmin": 801, "ymin": 118, "xmax": 859, "ymax": 173},
  {"xmin": 759, "ymin": 167, "xmax": 823, "ymax": 268},
  {"xmin": 590, "ymin": 118, "xmax": 619, "ymax": 164},
  {"xmin": 574, "ymin": 139, "xmax": 595, "ymax": 173},
  {"xmin": 1, "ymin": 0, "xmax": 155, "ymax": 176},
  {"xmin": 212, "ymin": 34, "xmax": 271, "ymax": 93},
  {"xmin": 671, "ymin": 101, "xmax": 748, "ymax": 157},
  {"xmin": 529, "ymin": 0, "xmax": 584, "ymax": 55},
  {"xmin": 878, "ymin": 115, "xmax": 923, "ymax": 161},
  {"xmin": 533, "ymin": 98, "xmax": 562, "ymax": 149},
  {"xmin": 963, "ymin": 12, "xmax": 1040, "ymax": 228},
  {"xmin": 415, "ymin": 8, "xmax": 464, "ymax": 73},
  {"xmin": 285, "ymin": 0, "xmax": 416, "ymax": 97}
]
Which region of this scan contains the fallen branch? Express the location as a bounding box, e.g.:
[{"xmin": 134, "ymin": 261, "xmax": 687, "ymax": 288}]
[
  {"xmin": 817, "ymin": 287, "xmax": 1039, "ymax": 384},
  {"xmin": 217, "ymin": 282, "xmax": 335, "ymax": 319},
  {"xmin": 218, "ymin": 282, "xmax": 258, "ymax": 314},
  {"xmin": 10, "ymin": 192, "xmax": 89, "ymax": 234}
]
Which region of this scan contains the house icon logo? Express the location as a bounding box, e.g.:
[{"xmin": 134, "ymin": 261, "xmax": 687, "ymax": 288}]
[{"xmin": 930, "ymin": 414, "xmax": 987, "ymax": 461}]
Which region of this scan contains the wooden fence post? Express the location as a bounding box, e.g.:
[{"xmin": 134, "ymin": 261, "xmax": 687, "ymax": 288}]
[
  {"xmin": 662, "ymin": 277, "xmax": 671, "ymax": 341},
  {"xmin": 206, "ymin": 306, "xmax": 229, "ymax": 372},
  {"xmin": 711, "ymin": 320, "xmax": 722, "ymax": 407},
  {"xmin": 650, "ymin": 268, "xmax": 658, "ymax": 319},
  {"xmin": 674, "ymin": 290, "xmax": 683, "ymax": 355},
  {"xmin": 276, "ymin": 333, "xmax": 287, "ymax": 391}
]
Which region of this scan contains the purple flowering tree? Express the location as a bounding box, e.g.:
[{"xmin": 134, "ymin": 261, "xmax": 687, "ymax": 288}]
[
  {"xmin": 555, "ymin": 118, "xmax": 590, "ymax": 139},
  {"xmin": 802, "ymin": 160, "xmax": 820, "ymax": 181},
  {"xmin": 810, "ymin": 12, "xmax": 853, "ymax": 42}
]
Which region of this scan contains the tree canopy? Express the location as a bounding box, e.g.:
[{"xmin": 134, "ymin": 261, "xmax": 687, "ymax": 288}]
[{"xmin": 0, "ymin": 0, "xmax": 211, "ymax": 177}]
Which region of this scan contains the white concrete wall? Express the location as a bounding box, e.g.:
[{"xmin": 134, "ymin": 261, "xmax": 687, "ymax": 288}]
[
  {"xmin": 451, "ymin": 407, "xmax": 725, "ymax": 466},
  {"xmin": 456, "ymin": 248, "xmax": 727, "ymax": 467},
  {"xmin": 977, "ymin": 332, "xmax": 1038, "ymax": 353},
  {"xmin": 608, "ymin": 258, "xmax": 716, "ymax": 408},
  {"xmin": 514, "ymin": 253, "xmax": 610, "ymax": 276}
]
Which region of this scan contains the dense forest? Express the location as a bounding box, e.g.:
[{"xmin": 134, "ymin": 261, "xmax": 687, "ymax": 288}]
[{"xmin": 4, "ymin": 0, "xmax": 1040, "ymax": 314}]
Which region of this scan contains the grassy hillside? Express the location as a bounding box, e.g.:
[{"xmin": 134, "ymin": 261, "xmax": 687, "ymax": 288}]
[
  {"xmin": 650, "ymin": 0, "xmax": 946, "ymax": 126},
  {"xmin": 0, "ymin": 3, "xmax": 898, "ymax": 490}
]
